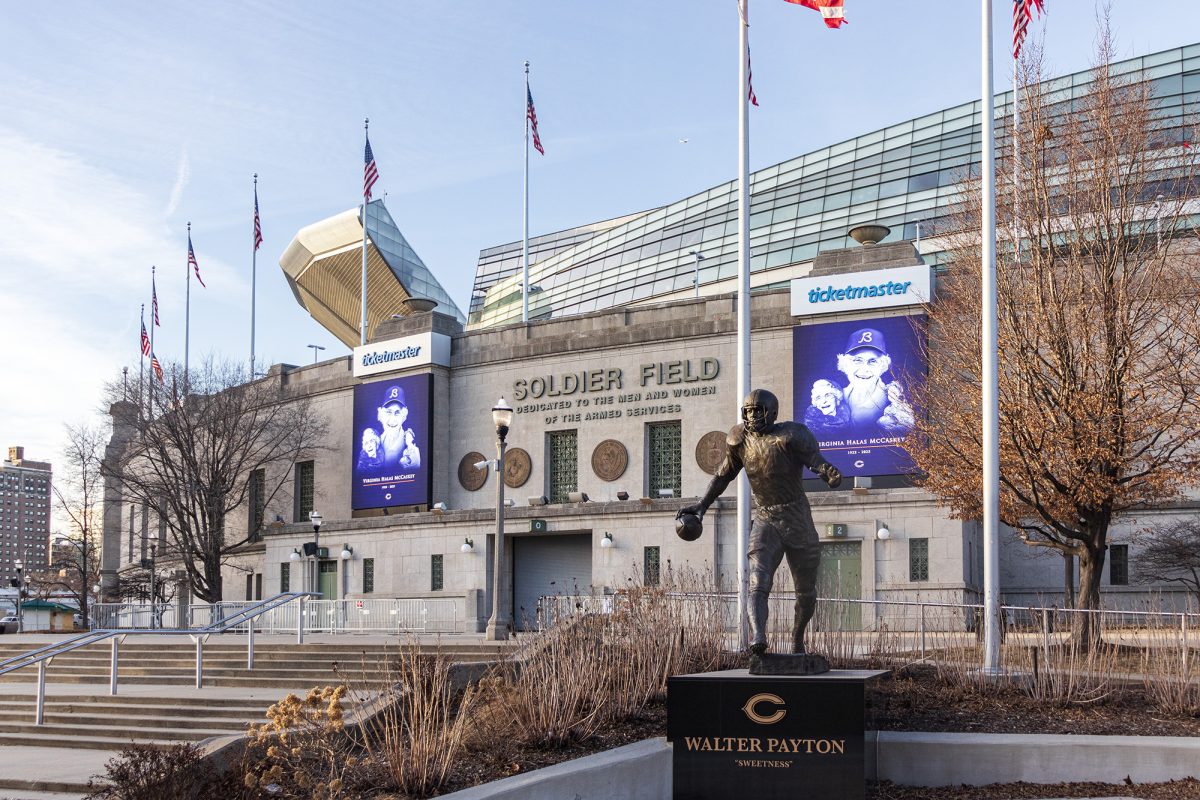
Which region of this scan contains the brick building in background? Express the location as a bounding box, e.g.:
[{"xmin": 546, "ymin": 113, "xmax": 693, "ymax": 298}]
[{"xmin": 1, "ymin": 446, "xmax": 53, "ymax": 590}]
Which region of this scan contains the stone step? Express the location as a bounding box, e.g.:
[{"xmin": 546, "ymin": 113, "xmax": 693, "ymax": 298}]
[
  {"xmin": 0, "ymin": 730, "xmax": 176, "ymax": 751},
  {"xmin": 0, "ymin": 776, "xmax": 93, "ymax": 796},
  {"xmin": 0, "ymin": 721, "xmax": 234, "ymax": 743},
  {"xmin": 0, "ymin": 702, "xmax": 266, "ymax": 721},
  {"xmin": 0, "ymin": 709, "xmax": 255, "ymax": 730}
]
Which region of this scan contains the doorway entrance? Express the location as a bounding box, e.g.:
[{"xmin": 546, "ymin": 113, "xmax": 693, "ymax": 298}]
[
  {"xmin": 317, "ymin": 560, "xmax": 338, "ymax": 600},
  {"xmin": 817, "ymin": 540, "xmax": 862, "ymax": 630},
  {"xmin": 511, "ymin": 533, "xmax": 592, "ymax": 631}
]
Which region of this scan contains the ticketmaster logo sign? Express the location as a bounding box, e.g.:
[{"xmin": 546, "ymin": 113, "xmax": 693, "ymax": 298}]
[
  {"xmin": 353, "ymin": 331, "xmax": 451, "ymax": 377},
  {"xmin": 790, "ymin": 265, "xmax": 934, "ymax": 317}
]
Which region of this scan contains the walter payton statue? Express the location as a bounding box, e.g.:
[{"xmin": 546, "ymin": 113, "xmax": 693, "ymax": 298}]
[{"xmin": 677, "ymin": 389, "xmax": 841, "ymax": 663}]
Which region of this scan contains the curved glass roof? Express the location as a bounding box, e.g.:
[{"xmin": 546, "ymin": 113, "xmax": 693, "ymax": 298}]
[{"xmin": 469, "ymin": 42, "xmax": 1200, "ymax": 330}]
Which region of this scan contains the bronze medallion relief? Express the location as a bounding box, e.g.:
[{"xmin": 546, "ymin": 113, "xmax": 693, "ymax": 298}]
[
  {"xmin": 591, "ymin": 439, "xmax": 629, "ymax": 482},
  {"xmin": 458, "ymin": 452, "xmax": 488, "ymax": 491},
  {"xmin": 504, "ymin": 447, "xmax": 532, "ymax": 488},
  {"xmin": 695, "ymin": 431, "xmax": 729, "ymax": 475}
]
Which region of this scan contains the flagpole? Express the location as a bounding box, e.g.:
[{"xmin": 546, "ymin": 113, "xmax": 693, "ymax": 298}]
[
  {"xmin": 1012, "ymin": 49, "xmax": 1021, "ymax": 263},
  {"xmin": 184, "ymin": 222, "xmax": 191, "ymax": 386},
  {"xmin": 735, "ymin": 0, "xmax": 752, "ymax": 652},
  {"xmin": 522, "ymin": 61, "xmax": 531, "ymax": 325},
  {"xmin": 980, "ymin": 0, "xmax": 1003, "ymax": 675},
  {"xmin": 139, "ymin": 304, "xmax": 145, "ymax": 411},
  {"xmin": 150, "ymin": 266, "xmax": 157, "ymax": 409},
  {"xmin": 361, "ymin": 118, "xmax": 370, "ymax": 347},
  {"xmin": 251, "ymin": 174, "xmax": 258, "ymax": 379}
]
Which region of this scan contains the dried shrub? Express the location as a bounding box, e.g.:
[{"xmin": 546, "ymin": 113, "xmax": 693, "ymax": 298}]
[
  {"xmin": 240, "ymin": 685, "xmax": 355, "ymax": 799},
  {"xmin": 1140, "ymin": 626, "xmax": 1200, "ymax": 715},
  {"xmin": 84, "ymin": 743, "xmax": 241, "ymax": 800}
]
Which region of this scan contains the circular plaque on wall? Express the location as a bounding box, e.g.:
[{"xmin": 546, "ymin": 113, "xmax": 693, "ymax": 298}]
[
  {"xmin": 591, "ymin": 439, "xmax": 629, "ymax": 482},
  {"xmin": 458, "ymin": 452, "xmax": 488, "ymax": 491},
  {"xmin": 504, "ymin": 447, "xmax": 532, "ymax": 488},
  {"xmin": 695, "ymin": 431, "xmax": 729, "ymax": 475}
]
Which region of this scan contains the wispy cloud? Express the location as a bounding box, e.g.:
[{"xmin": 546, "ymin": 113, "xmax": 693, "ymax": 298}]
[
  {"xmin": 164, "ymin": 144, "xmax": 190, "ymax": 217},
  {"xmin": 0, "ymin": 128, "xmax": 243, "ymax": 466}
]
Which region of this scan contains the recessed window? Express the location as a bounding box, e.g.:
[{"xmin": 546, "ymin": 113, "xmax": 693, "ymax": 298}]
[
  {"xmin": 644, "ymin": 546, "xmax": 661, "ymax": 587},
  {"xmin": 431, "ymin": 554, "xmax": 443, "ymax": 592},
  {"xmin": 909, "ymin": 538, "xmax": 929, "ymax": 582},
  {"xmin": 1109, "ymin": 544, "xmax": 1129, "ymax": 586},
  {"xmin": 547, "ymin": 430, "xmax": 578, "ymax": 504},
  {"xmin": 280, "ymin": 562, "xmax": 290, "ymax": 593},
  {"xmin": 647, "ymin": 421, "xmax": 682, "ymax": 498},
  {"xmin": 363, "ymin": 558, "xmax": 374, "ymax": 594},
  {"xmin": 294, "ymin": 461, "xmax": 315, "ymax": 522}
]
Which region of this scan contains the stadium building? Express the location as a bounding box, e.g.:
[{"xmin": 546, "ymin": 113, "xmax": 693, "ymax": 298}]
[{"xmin": 102, "ymin": 44, "xmax": 1200, "ymax": 631}]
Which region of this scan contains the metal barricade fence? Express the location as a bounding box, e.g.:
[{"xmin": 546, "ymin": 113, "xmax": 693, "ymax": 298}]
[{"xmin": 98, "ymin": 598, "xmax": 461, "ymax": 634}]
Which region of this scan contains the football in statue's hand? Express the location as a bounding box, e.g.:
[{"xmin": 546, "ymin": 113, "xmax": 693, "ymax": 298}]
[{"xmin": 675, "ymin": 512, "xmax": 704, "ymax": 542}]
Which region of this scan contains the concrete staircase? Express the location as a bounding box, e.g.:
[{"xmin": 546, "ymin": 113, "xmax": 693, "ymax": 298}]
[{"xmin": 0, "ymin": 636, "xmax": 516, "ymax": 798}]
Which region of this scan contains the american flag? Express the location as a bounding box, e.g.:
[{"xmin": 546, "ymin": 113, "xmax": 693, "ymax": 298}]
[
  {"xmin": 527, "ymin": 87, "xmax": 544, "ymax": 156},
  {"xmin": 152, "ymin": 274, "xmax": 160, "ymax": 326},
  {"xmin": 151, "ymin": 353, "xmax": 164, "ymax": 382},
  {"xmin": 140, "ymin": 319, "xmax": 151, "ymax": 357},
  {"xmin": 1013, "ymin": 0, "xmax": 1045, "ymax": 60},
  {"xmin": 188, "ymin": 234, "xmax": 206, "ymax": 288},
  {"xmin": 253, "ymin": 185, "xmax": 263, "ymax": 251},
  {"xmin": 747, "ymin": 44, "xmax": 759, "ymax": 107},
  {"xmin": 785, "ymin": 0, "xmax": 846, "ymax": 29},
  {"xmin": 364, "ymin": 135, "xmax": 379, "ymax": 201}
]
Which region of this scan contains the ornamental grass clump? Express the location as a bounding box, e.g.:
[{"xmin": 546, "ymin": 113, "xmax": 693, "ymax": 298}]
[{"xmin": 360, "ymin": 644, "xmax": 479, "ymax": 797}]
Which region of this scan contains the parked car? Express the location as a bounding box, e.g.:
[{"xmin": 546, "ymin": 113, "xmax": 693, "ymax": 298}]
[{"xmin": 0, "ymin": 615, "xmax": 18, "ymax": 634}]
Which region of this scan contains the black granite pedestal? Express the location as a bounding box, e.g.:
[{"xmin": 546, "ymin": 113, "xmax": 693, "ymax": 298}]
[{"xmin": 667, "ymin": 668, "xmax": 886, "ymax": 800}]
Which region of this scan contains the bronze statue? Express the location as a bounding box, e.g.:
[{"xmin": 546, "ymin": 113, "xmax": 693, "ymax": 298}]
[{"xmin": 678, "ymin": 389, "xmax": 841, "ymax": 670}]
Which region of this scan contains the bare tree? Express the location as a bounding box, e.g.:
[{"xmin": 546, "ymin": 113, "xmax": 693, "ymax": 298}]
[
  {"xmin": 46, "ymin": 424, "xmax": 107, "ymax": 628},
  {"xmin": 104, "ymin": 358, "xmax": 327, "ymax": 603},
  {"xmin": 906, "ymin": 27, "xmax": 1200, "ymax": 640},
  {"xmin": 1134, "ymin": 519, "xmax": 1200, "ymax": 609}
]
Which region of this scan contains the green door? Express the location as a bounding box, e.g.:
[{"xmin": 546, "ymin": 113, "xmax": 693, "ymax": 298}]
[
  {"xmin": 318, "ymin": 560, "xmax": 338, "ymax": 600},
  {"xmin": 817, "ymin": 540, "xmax": 862, "ymax": 630}
]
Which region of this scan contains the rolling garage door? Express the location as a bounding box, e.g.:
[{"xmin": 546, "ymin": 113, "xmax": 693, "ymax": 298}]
[{"xmin": 511, "ymin": 534, "xmax": 592, "ymax": 631}]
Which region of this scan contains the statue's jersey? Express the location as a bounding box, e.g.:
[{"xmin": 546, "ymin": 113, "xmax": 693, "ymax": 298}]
[{"xmin": 717, "ymin": 421, "xmax": 830, "ymax": 508}]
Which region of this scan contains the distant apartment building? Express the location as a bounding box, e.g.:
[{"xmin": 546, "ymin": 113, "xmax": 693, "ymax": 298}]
[{"xmin": 1, "ymin": 446, "xmax": 52, "ymax": 585}]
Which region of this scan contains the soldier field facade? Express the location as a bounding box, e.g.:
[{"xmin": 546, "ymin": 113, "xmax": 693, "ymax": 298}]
[{"xmin": 101, "ymin": 42, "xmax": 1200, "ymax": 629}]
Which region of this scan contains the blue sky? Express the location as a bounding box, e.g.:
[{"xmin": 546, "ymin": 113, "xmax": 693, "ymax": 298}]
[{"xmin": 1, "ymin": 1, "xmax": 1196, "ymax": 477}]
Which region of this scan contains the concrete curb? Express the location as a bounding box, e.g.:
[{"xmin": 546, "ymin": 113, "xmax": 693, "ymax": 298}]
[
  {"xmin": 439, "ymin": 738, "xmax": 672, "ymax": 800},
  {"xmin": 437, "ymin": 733, "xmax": 1200, "ymax": 799},
  {"xmin": 870, "ymin": 731, "xmax": 1200, "ymax": 786}
]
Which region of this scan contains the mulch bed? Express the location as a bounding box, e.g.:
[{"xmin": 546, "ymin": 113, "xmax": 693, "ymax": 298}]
[{"xmin": 423, "ymin": 663, "xmax": 1200, "ymax": 799}]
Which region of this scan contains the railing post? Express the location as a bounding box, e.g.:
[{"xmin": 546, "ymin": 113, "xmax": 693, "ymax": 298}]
[
  {"xmin": 247, "ymin": 619, "xmax": 255, "ymax": 670},
  {"xmin": 297, "ymin": 596, "xmax": 305, "ymax": 645},
  {"xmin": 192, "ymin": 635, "xmax": 207, "ymax": 689},
  {"xmin": 109, "ymin": 636, "xmax": 121, "ymax": 696},
  {"xmin": 1182, "ymin": 613, "xmax": 1189, "ymax": 675},
  {"xmin": 918, "ymin": 603, "xmax": 926, "ymax": 660},
  {"xmin": 35, "ymin": 661, "xmax": 47, "ymax": 725}
]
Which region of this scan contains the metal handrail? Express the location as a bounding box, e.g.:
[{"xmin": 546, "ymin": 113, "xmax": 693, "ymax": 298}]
[{"xmin": 0, "ymin": 592, "xmax": 319, "ymax": 725}]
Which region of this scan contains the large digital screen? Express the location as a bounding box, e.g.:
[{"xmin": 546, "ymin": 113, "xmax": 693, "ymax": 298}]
[
  {"xmin": 351, "ymin": 374, "xmax": 433, "ymax": 509},
  {"xmin": 792, "ymin": 316, "xmax": 926, "ymax": 479}
]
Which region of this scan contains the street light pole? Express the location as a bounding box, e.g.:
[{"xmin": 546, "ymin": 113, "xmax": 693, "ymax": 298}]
[
  {"xmin": 309, "ymin": 511, "xmax": 323, "ymax": 598},
  {"xmin": 13, "ymin": 559, "xmax": 23, "ymax": 633},
  {"xmin": 485, "ymin": 398, "xmax": 514, "ymax": 641}
]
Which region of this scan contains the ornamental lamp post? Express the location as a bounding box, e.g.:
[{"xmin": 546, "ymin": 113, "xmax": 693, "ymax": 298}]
[
  {"xmin": 484, "ymin": 397, "xmax": 514, "ymax": 641},
  {"xmin": 309, "ymin": 511, "xmax": 323, "ymax": 597}
]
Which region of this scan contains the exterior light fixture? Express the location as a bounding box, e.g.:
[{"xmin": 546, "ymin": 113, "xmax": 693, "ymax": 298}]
[
  {"xmin": 432, "ymin": 502, "xmax": 448, "ymax": 512},
  {"xmin": 657, "ymin": 488, "xmax": 675, "ymax": 498},
  {"xmin": 485, "ymin": 397, "xmax": 516, "ymax": 641},
  {"xmin": 876, "ymin": 521, "xmax": 891, "ymax": 540},
  {"xmin": 461, "ymin": 538, "xmax": 474, "ymax": 553},
  {"xmin": 600, "ymin": 532, "xmax": 614, "ymax": 549},
  {"xmin": 567, "ymin": 491, "xmax": 589, "ymax": 503},
  {"xmin": 340, "ymin": 544, "xmax": 354, "ymax": 560},
  {"xmin": 528, "ymin": 495, "xmax": 548, "ymax": 506},
  {"xmin": 289, "ymin": 548, "xmax": 301, "ymax": 561},
  {"xmin": 616, "ymin": 491, "xmax": 630, "ymax": 501}
]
